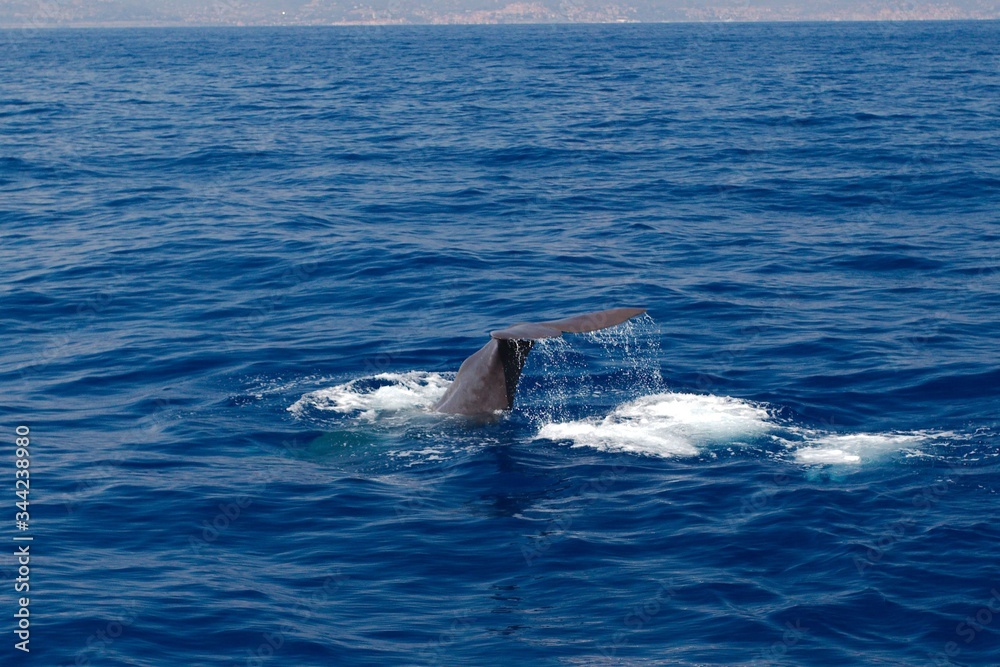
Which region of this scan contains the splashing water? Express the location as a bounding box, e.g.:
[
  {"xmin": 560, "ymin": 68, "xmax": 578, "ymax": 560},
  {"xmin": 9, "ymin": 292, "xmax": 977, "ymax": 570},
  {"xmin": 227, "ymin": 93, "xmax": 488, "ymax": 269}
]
[
  {"xmin": 286, "ymin": 316, "xmax": 958, "ymax": 467},
  {"xmin": 287, "ymin": 371, "xmax": 451, "ymax": 422},
  {"xmin": 518, "ymin": 313, "xmax": 666, "ymax": 423},
  {"xmin": 582, "ymin": 313, "xmax": 666, "ymax": 396}
]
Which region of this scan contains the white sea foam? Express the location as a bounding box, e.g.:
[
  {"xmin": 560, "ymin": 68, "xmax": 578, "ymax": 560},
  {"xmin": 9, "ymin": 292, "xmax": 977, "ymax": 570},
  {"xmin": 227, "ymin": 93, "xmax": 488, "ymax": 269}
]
[
  {"xmin": 289, "ymin": 372, "xmax": 951, "ymax": 467},
  {"xmin": 535, "ymin": 392, "xmax": 773, "ymax": 457},
  {"xmin": 789, "ymin": 432, "xmax": 942, "ymax": 465},
  {"xmin": 535, "ymin": 391, "xmax": 948, "ymax": 465},
  {"xmin": 287, "ymin": 371, "xmax": 451, "ymax": 420},
  {"xmin": 793, "ymin": 448, "xmax": 862, "ymax": 464}
]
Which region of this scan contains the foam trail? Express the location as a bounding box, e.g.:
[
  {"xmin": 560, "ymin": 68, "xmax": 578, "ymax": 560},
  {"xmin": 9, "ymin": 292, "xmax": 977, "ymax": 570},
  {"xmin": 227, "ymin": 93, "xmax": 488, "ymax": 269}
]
[
  {"xmin": 285, "ymin": 372, "xmax": 493, "ymax": 471},
  {"xmin": 535, "ymin": 392, "xmax": 773, "ymax": 457},
  {"xmin": 536, "ymin": 391, "xmax": 950, "ymax": 464},
  {"xmin": 287, "ymin": 371, "xmax": 953, "ymax": 467},
  {"xmin": 790, "ymin": 432, "xmax": 940, "ymax": 465},
  {"xmin": 288, "ymin": 371, "xmax": 451, "ymax": 421}
]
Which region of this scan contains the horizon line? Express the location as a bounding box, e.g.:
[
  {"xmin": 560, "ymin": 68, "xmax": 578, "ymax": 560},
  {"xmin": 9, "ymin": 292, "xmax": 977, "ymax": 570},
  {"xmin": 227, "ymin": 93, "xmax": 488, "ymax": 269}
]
[{"xmin": 1, "ymin": 17, "xmax": 998, "ymax": 30}]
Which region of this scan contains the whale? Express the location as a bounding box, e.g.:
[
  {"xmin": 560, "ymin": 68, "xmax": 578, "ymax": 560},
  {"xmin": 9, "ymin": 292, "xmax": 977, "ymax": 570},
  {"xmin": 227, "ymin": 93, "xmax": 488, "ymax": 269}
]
[{"xmin": 434, "ymin": 307, "xmax": 647, "ymax": 416}]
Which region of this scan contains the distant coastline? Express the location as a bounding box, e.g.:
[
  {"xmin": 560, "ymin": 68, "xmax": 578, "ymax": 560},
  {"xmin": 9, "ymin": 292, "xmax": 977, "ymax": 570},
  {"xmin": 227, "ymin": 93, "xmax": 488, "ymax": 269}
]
[
  {"xmin": 1, "ymin": 0, "xmax": 998, "ymax": 30},
  {"xmin": 2, "ymin": 17, "xmax": 999, "ymax": 29}
]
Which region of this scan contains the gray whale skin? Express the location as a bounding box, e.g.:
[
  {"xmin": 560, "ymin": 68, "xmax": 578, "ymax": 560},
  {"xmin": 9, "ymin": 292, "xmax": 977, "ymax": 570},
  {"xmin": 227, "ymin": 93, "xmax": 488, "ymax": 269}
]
[{"xmin": 433, "ymin": 307, "xmax": 647, "ymax": 416}]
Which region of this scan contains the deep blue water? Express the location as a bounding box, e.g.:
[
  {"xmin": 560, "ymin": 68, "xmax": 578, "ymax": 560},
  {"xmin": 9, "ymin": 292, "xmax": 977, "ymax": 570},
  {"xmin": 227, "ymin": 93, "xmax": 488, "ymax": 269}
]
[{"xmin": 2, "ymin": 21, "xmax": 1000, "ymax": 666}]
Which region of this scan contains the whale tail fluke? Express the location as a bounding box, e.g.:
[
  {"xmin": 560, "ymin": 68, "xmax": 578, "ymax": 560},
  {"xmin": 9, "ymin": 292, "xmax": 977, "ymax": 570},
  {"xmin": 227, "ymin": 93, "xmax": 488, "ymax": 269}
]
[{"xmin": 433, "ymin": 307, "xmax": 646, "ymax": 416}]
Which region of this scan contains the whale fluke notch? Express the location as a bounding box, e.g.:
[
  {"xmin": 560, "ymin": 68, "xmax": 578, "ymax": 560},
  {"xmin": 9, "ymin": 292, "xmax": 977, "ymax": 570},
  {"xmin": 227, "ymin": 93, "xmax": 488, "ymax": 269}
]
[{"xmin": 433, "ymin": 307, "xmax": 647, "ymax": 416}]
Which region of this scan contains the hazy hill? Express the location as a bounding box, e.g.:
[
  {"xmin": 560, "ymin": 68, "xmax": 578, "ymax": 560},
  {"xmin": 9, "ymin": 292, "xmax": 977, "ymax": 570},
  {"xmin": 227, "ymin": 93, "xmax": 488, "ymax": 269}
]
[{"xmin": 0, "ymin": 0, "xmax": 997, "ymax": 27}]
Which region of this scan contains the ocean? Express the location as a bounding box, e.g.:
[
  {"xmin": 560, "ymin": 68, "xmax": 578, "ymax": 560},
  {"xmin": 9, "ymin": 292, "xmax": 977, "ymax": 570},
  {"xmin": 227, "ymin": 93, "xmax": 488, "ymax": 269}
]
[{"xmin": 2, "ymin": 20, "xmax": 999, "ymax": 666}]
